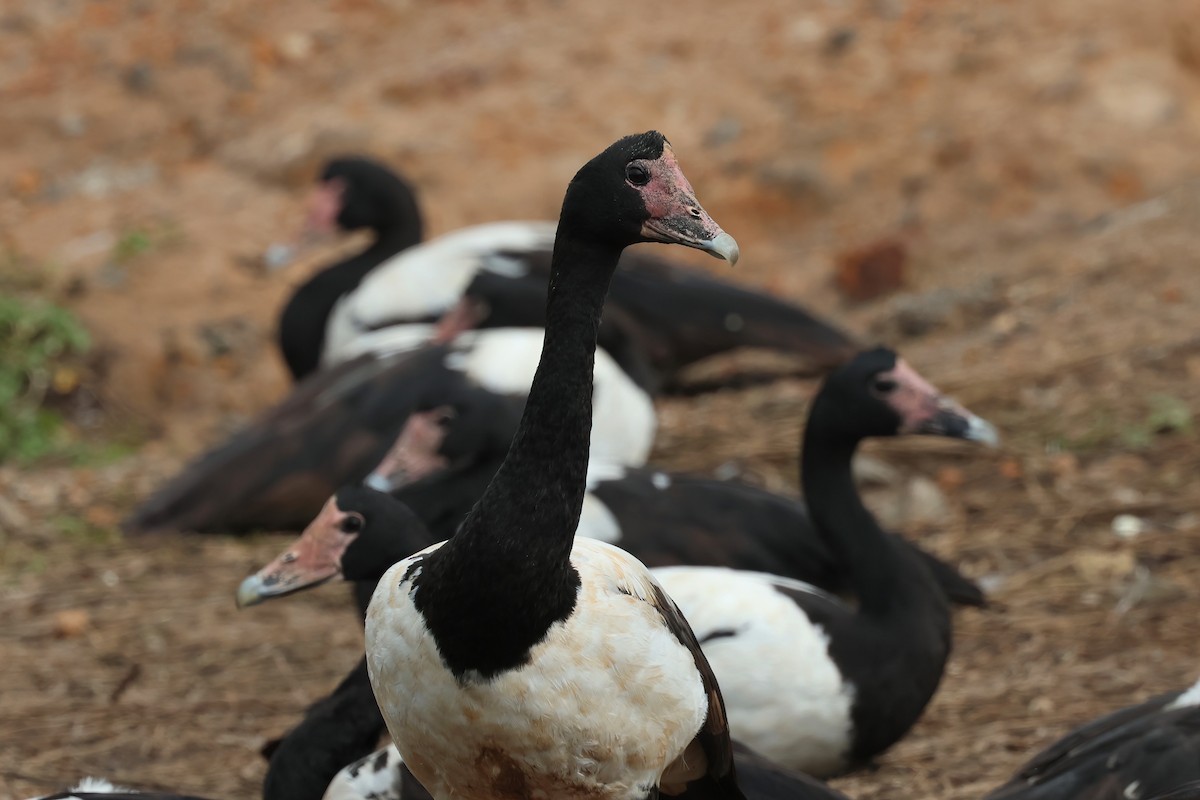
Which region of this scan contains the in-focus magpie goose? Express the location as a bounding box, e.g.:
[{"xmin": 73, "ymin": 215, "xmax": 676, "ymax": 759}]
[{"xmin": 358, "ymin": 132, "xmax": 743, "ymax": 800}]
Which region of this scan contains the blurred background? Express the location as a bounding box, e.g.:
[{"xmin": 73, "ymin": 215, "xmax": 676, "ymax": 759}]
[{"xmin": 2, "ymin": 1, "xmax": 1199, "ymax": 798}]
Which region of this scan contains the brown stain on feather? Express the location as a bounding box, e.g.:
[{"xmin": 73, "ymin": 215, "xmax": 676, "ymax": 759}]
[{"xmin": 476, "ymin": 747, "xmax": 530, "ymax": 799}]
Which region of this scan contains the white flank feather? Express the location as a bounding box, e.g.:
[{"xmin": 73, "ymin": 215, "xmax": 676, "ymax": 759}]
[
  {"xmin": 321, "ymin": 322, "xmax": 437, "ymax": 365},
  {"xmin": 652, "ymin": 566, "xmax": 856, "ymax": 775},
  {"xmin": 446, "ymin": 330, "xmax": 655, "ymax": 468},
  {"xmin": 323, "ymin": 222, "xmax": 556, "ymax": 365}
]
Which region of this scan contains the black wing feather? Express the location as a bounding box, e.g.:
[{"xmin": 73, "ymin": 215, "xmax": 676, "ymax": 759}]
[
  {"xmin": 988, "ymin": 686, "xmax": 1200, "ymax": 800},
  {"xmin": 647, "ymin": 582, "xmax": 746, "ymax": 800}
]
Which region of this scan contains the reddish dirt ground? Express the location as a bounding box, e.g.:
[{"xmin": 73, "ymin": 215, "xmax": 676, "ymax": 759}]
[{"xmin": 3, "ymin": 1, "xmax": 1200, "ymax": 798}]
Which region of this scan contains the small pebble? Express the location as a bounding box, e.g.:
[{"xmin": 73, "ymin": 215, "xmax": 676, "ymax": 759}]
[
  {"xmin": 1112, "ymin": 513, "xmax": 1146, "ymax": 539},
  {"xmin": 834, "ymin": 238, "xmax": 907, "ymax": 302},
  {"xmin": 53, "ymin": 608, "xmax": 91, "ymax": 639},
  {"xmin": 123, "ymin": 63, "xmax": 155, "ymax": 93},
  {"xmin": 277, "ymin": 32, "xmax": 314, "ymax": 63},
  {"xmin": 264, "ymin": 243, "xmax": 295, "ymax": 270}
]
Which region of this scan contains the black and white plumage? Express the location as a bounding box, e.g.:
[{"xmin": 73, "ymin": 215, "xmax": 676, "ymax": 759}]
[
  {"xmin": 240, "ymin": 349, "xmax": 996, "ymax": 786},
  {"xmin": 987, "ymin": 677, "xmax": 1200, "ymax": 800},
  {"xmin": 319, "ymin": 221, "xmax": 553, "ymax": 367},
  {"xmin": 674, "ymin": 348, "xmax": 998, "ymax": 776},
  {"xmin": 362, "ymin": 132, "xmax": 743, "ymax": 800},
  {"xmin": 370, "ymin": 536, "xmax": 735, "ymax": 798},
  {"xmin": 564, "ymin": 349, "xmax": 997, "ymax": 777},
  {"xmin": 322, "ymin": 749, "xmax": 432, "ymax": 800},
  {"xmin": 363, "ymin": 392, "xmax": 985, "ymax": 608},
  {"xmin": 122, "ymin": 328, "xmax": 653, "ymax": 535},
  {"xmin": 274, "ymin": 156, "xmax": 857, "ymax": 390},
  {"xmin": 322, "ymin": 742, "xmax": 850, "ymax": 800},
  {"xmin": 127, "ymin": 151, "xmax": 856, "ymax": 538}
]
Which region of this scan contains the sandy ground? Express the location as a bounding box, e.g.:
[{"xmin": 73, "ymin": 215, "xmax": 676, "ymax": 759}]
[{"xmin": 3, "ymin": 1, "xmax": 1200, "ymax": 798}]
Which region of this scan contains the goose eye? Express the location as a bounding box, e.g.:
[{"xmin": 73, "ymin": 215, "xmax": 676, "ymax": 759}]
[
  {"xmin": 625, "ymin": 163, "xmax": 650, "ymax": 186},
  {"xmin": 872, "ymin": 377, "xmax": 898, "ymax": 394},
  {"xmin": 340, "ymin": 514, "xmax": 364, "ymax": 534}
]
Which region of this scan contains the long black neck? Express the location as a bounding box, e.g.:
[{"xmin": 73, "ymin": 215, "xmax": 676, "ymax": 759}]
[
  {"xmin": 362, "ymin": 217, "xmax": 422, "ymax": 267},
  {"xmin": 329, "ymin": 217, "xmax": 423, "ymax": 293},
  {"xmin": 800, "ymin": 393, "xmax": 953, "ymax": 763},
  {"xmin": 278, "ymin": 221, "xmax": 422, "ymax": 381},
  {"xmin": 410, "ymin": 231, "xmax": 621, "ymax": 680},
  {"xmin": 461, "ymin": 234, "xmax": 620, "ymax": 557},
  {"xmin": 800, "ymin": 422, "xmax": 928, "ymax": 619}
]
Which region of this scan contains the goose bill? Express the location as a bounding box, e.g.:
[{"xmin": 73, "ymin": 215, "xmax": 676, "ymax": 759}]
[{"xmin": 235, "ymin": 497, "xmax": 353, "ymax": 608}]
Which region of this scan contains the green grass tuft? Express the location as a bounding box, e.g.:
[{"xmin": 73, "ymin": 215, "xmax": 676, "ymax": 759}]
[{"xmin": 0, "ymin": 297, "xmax": 92, "ymax": 463}]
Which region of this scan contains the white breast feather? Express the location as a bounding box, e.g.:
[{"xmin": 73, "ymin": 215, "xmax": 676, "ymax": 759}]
[
  {"xmin": 322, "ymin": 222, "xmax": 555, "ymax": 365},
  {"xmin": 365, "ymin": 538, "xmax": 707, "ymax": 800},
  {"xmin": 650, "ymin": 566, "xmax": 856, "ymax": 775}
]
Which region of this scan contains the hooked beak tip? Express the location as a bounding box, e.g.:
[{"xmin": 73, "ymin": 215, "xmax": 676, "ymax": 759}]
[
  {"xmin": 702, "ymin": 232, "xmax": 739, "ymax": 267},
  {"xmin": 964, "ymin": 415, "xmax": 1000, "ymax": 448},
  {"xmin": 236, "ymin": 575, "xmax": 266, "ymax": 609},
  {"xmin": 363, "ymin": 472, "xmax": 392, "ymax": 492}
]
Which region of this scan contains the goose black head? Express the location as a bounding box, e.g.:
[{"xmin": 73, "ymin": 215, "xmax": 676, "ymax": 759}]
[
  {"xmin": 559, "ymin": 131, "xmax": 739, "ymax": 264},
  {"xmin": 312, "ymin": 156, "xmax": 424, "ymax": 237},
  {"xmin": 809, "ymin": 346, "xmax": 999, "ymax": 446},
  {"xmin": 364, "ymin": 387, "xmax": 525, "ymax": 494},
  {"xmin": 236, "ymin": 487, "xmax": 428, "ymax": 608}
]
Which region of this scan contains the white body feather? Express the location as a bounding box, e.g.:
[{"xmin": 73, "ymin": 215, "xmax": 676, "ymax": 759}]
[
  {"xmin": 323, "ymin": 222, "xmax": 556, "ymax": 365},
  {"xmin": 324, "ymin": 323, "xmax": 437, "ymax": 364},
  {"xmin": 652, "ymin": 567, "xmax": 857, "ymax": 775},
  {"xmin": 444, "ymin": 330, "xmax": 656, "ymax": 468},
  {"xmin": 365, "ymin": 538, "xmax": 708, "ymax": 800}
]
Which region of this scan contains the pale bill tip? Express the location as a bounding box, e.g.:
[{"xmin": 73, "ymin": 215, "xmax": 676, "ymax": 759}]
[
  {"xmin": 236, "ymin": 574, "xmax": 266, "ymax": 609},
  {"xmin": 704, "ymin": 232, "xmax": 740, "ymax": 267},
  {"xmin": 966, "ymin": 415, "xmax": 1000, "ymax": 447},
  {"xmin": 363, "ymin": 472, "xmax": 392, "ymax": 492}
]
